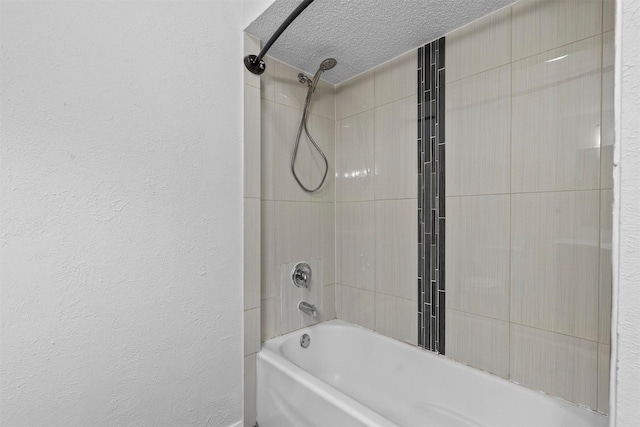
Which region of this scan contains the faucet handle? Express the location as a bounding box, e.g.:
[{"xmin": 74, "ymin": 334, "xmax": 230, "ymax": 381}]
[{"xmin": 292, "ymin": 262, "xmax": 312, "ymax": 289}]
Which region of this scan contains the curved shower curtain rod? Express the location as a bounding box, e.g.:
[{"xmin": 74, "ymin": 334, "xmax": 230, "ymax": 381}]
[{"xmin": 244, "ymin": 0, "xmax": 315, "ymax": 75}]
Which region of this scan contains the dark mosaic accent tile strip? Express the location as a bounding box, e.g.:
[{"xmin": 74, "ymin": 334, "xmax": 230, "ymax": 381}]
[{"xmin": 418, "ymin": 37, "xmax": 445, "ymax": 355}]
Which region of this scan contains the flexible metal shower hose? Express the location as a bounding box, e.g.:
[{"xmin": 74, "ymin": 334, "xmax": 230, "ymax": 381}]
[{"xmin": 291, "ymin": 81, "xmax": 329, "ymax": 193}]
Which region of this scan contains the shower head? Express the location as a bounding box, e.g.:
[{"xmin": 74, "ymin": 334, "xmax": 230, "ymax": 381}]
[
  {"xmin": 308, "ymin": 58, "xmax": 337, "ymax": 91},
  {"xmin": 319, "ymin": 58, "xmax": 337, "ymax": 71}
]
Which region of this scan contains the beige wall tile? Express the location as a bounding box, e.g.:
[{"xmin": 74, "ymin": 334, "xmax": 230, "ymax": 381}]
[
  {"xmin": 603, "ymin": 0, "xmax": 615, "ymax": 32},
  {"xmin": 311, "ymin": 79, "xmax": 336, "ymax": 121},
  {"xmin": 510, "ymin": 324, "xmax": 598, "ymax": 409},
  {"xmin": 244, "ymin": 198, "xmax": 260, "ymax": 310},
  {"xmin": 261, "ymin": 297, "xmax": 280, "ymax": 342},
  {"xmin": 261, "ymin": 201, "xmax": 277, "ymax": 300},
  {"xmin": 311, "ymin": 202, "xmax": 336, "ymax": 286},
  {"xmin": 446, "ymin": 65, "xmax": 511, "ymax": 196},
  {"xmin": 336, "ymin": 284, "xmax": 375, "ymax": 330},
  {"xmin": 597, "ymin": 343, "xmax": 611, "ymax": 414},
  {"xmin": 512, "ymin": 36, "xmax": 602, "ymax": 193},
  {"xmin": 601, "ymin": 31, "xmax": 615, "ymax": 189},
  {"xmin": 273, "ymin": 202, "xmax": 334, "ymax": 284},
  {"xmin": 336, "ymin": 70, "xmax": 375, "ymax": 120},
  {"xmin": 446, "ymin": 7, "xmax": 511, "ymax": 82},
  {"xmin": 375, "ymin": 50, "xmax": 417, "ymax": 107},
  {"xmin": 599, "ymin": 189, "xmax": 613, "ymax": 344},
  {"xmin": 375, "ymin": 294, "xmax": 417, "ymax": 345},
  {"xmin": 244, "ymin": 307, "xmax": 260, "ymax": 356},
  {"xmin": 244, "ymin": 353, "xmax": 257, "ymax": 427},
  {"xmin": 512, "ymin": 0, "xmax": 602, "ymax": 61},
  {"xmin": 511, "ymin": 191, "xmax": 600, "ymax": 341},
  {"xmin": 274, "ymin": 201, "xmax": 311, "ymax": 265},
  {"xmin": 374, "ymin": 97, "xmax": 417, "ymax": 200},
  {"xmin": 447, "ymin": 195, "xmax": 510, "ymax": 320},
  {"xmin": 261, "ymin": 55, "xmax": 276, "ymax": 101},
  {"xmin": 375, "ymin": 199, "xmax": 418, "ymax": 301},
  {"xmin": 274, "ymin": 59, "xmax": 308, "ymax": 111},
  {"xmin": 446, "ymin": 309, "xmax": 510, "ymax": 378},
  {"xmin": 337, "ymin": 111, "xmax": 375, "ymax": 202},
  {"xmin": 320, "ymin": 284, "xmax": 337, "ymax": 322},
  {"xmin": 337, "ymin": 202, "xmax": 375, "ymax": 291},
  {"xmin": 260, "ymin": 100, "xmax": 276, "ymax": 200},
  {"xmin": 244, "ymin": 85, "xmax": 261, "ymax": 199}
]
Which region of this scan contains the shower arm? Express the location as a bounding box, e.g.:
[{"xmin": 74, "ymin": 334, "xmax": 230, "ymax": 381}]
[{"xmin": 244, "ymin": 0, "xmax": 315, "ymax": 75}]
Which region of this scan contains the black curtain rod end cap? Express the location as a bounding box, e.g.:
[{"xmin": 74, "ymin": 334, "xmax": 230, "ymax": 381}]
[{"xmin": 244, "ymin": 55, "xmax": 266, "ymax": 75}]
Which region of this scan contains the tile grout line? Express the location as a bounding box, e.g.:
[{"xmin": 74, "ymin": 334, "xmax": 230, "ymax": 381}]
[{"xmin": 508, "ymin": 4, "xmax": 513, "ymax": 381}]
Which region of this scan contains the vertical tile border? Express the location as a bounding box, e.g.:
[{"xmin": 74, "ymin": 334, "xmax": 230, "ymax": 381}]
[{"xmin": 418, "ymin": 37, "xmax": 445, "ymax": 354}]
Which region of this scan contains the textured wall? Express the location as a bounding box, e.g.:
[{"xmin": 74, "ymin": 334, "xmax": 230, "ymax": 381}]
[
  {"xmin": 613, "ymin": 0, "xmax": 640, "ymax": 424},
  {"xmin": 1, "ymin": 1, "xmax": 249, "ymax": 425}
]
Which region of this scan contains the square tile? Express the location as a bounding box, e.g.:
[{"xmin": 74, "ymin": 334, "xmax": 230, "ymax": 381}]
[
  {"xmin": 446, "ymin": 65, "xmax": 511, "ymax": 196},
  {"xmin": 511, "ymin": 191, "xmax": 600, "ymax": 340},
  {"xmin": 446, "ymin": 6, "xmax": 511, "ymax": 82},
  {"xmin": 374, "ymin": 97, "xmax": 417, "ymax": 200},
  {"xmin": 512, "ymin": 0, "xmax": 602, "ymax": 61},
  {"xmin": 375, "ymin": 199, "xmax": 418, "ymax": 301},
  {"xmin": 512, "ymin": 36, "xmax": 602, "ymax": 193},
  {"xmin": 446, "ymin": 309, "xmax": 510, "ymax": 378},
  {"xmin": 510, "ymin": 324, "xmax": 598, "ymax": 409},
  {"xmin": 337, "ymin": 202, "xmax": 375, "ymax": 291},
  {"xmin": 446, "ymin": 195, "xmax": 510, "ymax": 320}
]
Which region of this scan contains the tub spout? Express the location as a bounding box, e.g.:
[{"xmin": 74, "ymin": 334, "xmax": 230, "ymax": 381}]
[{"xmin": 298, "ymin": 301, "xmax": 317, "ymax": 317}]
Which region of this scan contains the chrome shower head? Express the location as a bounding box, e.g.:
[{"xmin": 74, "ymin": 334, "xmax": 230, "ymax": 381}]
[
  {"xmin": 319, "ymin": 58, "xmax": 337, "ymax": 71},
  {"xmin": 308, "ymin": 58, "xmax": 337, "ymax": 91}
]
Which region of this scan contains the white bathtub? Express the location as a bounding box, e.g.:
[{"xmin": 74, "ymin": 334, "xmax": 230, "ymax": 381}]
[{"xmin": 257, "ymin": 320, "xmax": 607, "ymax": 427}]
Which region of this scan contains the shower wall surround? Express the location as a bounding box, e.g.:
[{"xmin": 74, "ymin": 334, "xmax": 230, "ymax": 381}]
[
  {"xmin": 259, "ymin": 56, "xmax": 337, "ymax": 343},
  {"xmin": 444, "ymin": 0, "xmax": 614, "ymax": 413},
  {"xmin": 335, "ymin": 51, "xmax": 418, "ymax": 345},
  {"xmin": 247, "ymin": 0, "xmax": 614, "ymax": 419}
]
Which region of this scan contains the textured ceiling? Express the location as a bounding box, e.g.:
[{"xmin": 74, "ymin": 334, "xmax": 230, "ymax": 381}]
[{"xmin": 245, "ymin": 0, "xmax": 516, "ymax": 84}]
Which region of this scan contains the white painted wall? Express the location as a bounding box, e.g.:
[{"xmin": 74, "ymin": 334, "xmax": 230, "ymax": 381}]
[
  {"xmin": 0, "ymin": 1, "xmax": 269, "ymax": 425},
  {"xmin": 612, "ymin": 1, "xmax": 640, "ymax": 425}
]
